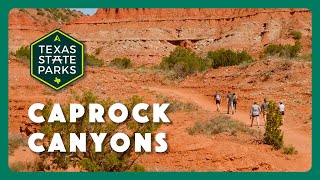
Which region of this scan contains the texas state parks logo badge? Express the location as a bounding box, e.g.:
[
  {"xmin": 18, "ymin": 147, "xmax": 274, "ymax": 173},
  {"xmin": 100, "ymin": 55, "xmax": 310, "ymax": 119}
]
[{"xmin": 30, "ymin": 29, "xmax": 84, "ymax": 90}]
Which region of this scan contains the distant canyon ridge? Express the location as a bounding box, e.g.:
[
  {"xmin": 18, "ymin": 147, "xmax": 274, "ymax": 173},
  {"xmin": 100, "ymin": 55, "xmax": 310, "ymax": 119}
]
[{"xmin": 9, "ymin": 8, "xmax": 311, "ymax": 65}]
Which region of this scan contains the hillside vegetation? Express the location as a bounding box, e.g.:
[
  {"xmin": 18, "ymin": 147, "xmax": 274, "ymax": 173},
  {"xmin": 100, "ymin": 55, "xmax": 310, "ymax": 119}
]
[{"xmin": 18, "ymin": 8, "xmax": 84, "ymax": 25}]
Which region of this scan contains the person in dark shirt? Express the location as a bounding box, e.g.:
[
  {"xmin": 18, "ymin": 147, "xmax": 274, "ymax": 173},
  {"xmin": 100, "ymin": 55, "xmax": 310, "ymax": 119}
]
[
  {"xmin": 232, "ymin": 93, "xmax": 237, "ymax": 113},
  {"xmin": 227, "ymin": 91, "xmax": 234, "ymax": 114},
  {"xmin": 261, "ymin": 98, "xmax": 268, "ymax": 123}
]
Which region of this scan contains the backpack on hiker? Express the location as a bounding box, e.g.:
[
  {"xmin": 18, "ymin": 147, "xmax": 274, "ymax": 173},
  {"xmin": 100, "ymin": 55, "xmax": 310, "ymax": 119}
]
[
  {"xmin": 261, "ymin": 102, "xmax": 268, "ymax": 111},
  {"xmin": 233, "ymin": 95, "xmax": 237, "ymax": 103}
]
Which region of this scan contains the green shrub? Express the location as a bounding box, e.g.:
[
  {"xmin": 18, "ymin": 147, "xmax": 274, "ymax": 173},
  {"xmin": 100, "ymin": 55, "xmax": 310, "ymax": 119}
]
[
  {"xmin": 109, "ymin": 58, "xmax": 133, "ymax": 69},
  {"xmin": 285, "ymin": 41, "xmax": 302, "ymax": 58},
  {"xmin": 9, "ymin": 160, "xmax": 45, "ymax": 172},
  {"xmin": 290, "ymin": 31, "xmax": 302, "ymax": 40},
  {"xmin": 10, "ymin": 162, "xmax": 34, "ymax": 172},
  {"xmin": 264, "ymin": 101, "xmax": 284, "ymax": 149},
  {"xmin": 95, "ymin": 47, "xmax": 103, "ymax": 55},
  {"xmin": 37, "ymin": 11, "xmax": 45, "ymax": 16},
  {"xmin": 39, "ymin": 91, "xmax": 154, "ymax": 172},
  {"xmin": 207, "ymin": 49, "xmax": 253, "ymax": 69},
  {"xmin": 19, "ymin": 9, "xmax": 28, "ymax": 13},
  {"xmin": 263, "ymin": 44, "xmax": 283, "ymax": 56},
  {"xmin": 10, "ymin": 162, "xmax": 29, "ymax": 172},
  {"xmin": 282, "ymin": 145, "xmax": 298, "ymax": 155},
  {"xmin": 85, "ymin": 53, "xmax": 104, "ymax": 67},
  {"xmin": 160, "ymin": 47, "xmax": 254, "ymax": 78},
  {"xmin": 260, "ymin": 41, "xmax": 301, "ymax": 59},
  {"xmin": 13, "ymin": 46, "xmax": 30, "ymax": 65},
  {"xmin": 8, "ymin": 133, "xmax": 27, "ymax": 155},
  {"xmin": 187, "ymin": 115, "xmax": 255, "ymax": 136},
  {"xmin": 127, "ymin": 164, "xmax": 145, "ymax": 172},
  {"xmin": 160, "ymin": 47, "xmax": 209, "ymax": 78},
  {"xmin": 42, "ymin": 8, "xmax": 81, "ymax": 23}
]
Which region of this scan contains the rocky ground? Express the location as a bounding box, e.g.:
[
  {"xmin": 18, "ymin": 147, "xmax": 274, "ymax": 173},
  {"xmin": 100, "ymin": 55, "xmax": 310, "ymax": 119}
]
[{"xmin": 8, "ymin": 57, "xmax": 311, "ymax": 172}]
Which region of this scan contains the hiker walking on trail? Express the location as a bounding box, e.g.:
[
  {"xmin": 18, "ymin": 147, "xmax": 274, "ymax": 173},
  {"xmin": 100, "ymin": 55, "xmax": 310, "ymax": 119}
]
[
  {"xmin": 214, "ymin": 91, "xmax": 221, "ymax": 112},
  {"xmin": 250, "ymin": 102, "xmax": 261, "ymax": 128},
  {"xmin": 261, "ymin": 98, "xmax": 268, "ymax": 123},
  {"xmin": 227, "ymin": 91, "xmax": 234, "ymax": 114},
  {"xmin": 232, "ymin": 93, "xmax": 237, "ymax": 113},
  {"xmin": 279, "ymin": 101, "xmax": 285, "ymax": 124}
]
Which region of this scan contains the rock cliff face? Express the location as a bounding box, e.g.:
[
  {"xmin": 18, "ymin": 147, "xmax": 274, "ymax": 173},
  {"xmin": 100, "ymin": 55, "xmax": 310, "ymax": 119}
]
[
  {"xmin": 9, "ymin": 8, "xmax": 83, "ymax": 52},
  {"xmin": 10, "ymin": 8, "xmax": 311, "ymax": 65},
  {"xmin": 9, "ymin": 9, "xmax": 50, "ymax": 52},
  {"xmin": 62, "ymin": 8, "xmax": 311, "ymax": 65}
]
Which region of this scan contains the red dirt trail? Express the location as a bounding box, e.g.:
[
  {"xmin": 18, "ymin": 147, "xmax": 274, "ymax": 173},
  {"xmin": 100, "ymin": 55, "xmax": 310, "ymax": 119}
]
[
  {"xmin": 144, "ymin": 86, "xmax": 311, "ymax": 170},
  {"xmin": 8, "ymin": 60, "xmax": 311, "ymax": 172}
]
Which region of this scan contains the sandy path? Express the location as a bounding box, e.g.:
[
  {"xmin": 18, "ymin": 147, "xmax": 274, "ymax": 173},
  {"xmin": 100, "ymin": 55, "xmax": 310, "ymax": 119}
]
[{"xmin": 146, "ymin": 86, "xmax": 311, "ymax": 161}]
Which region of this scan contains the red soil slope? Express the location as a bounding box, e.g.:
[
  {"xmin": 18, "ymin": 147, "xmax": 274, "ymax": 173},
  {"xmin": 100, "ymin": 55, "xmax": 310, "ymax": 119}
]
[
  {"xmin": 8, "ymin": 58, "xmax": 311, "ymax": 172},
  {"xmin": 9, "ymin": 8, "xmax": 84, "ymax": 52}
]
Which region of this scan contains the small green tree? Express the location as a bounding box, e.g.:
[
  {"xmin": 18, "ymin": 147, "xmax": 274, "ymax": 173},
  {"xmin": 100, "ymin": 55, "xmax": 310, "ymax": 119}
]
[
  {"xmin": 291, "ymin": 40, "xmax": 302, "ymax": 57},
  {"xmin": 12, "ymin": 45, "xmax": 31, "ymax": 66},
  {"xmin": 207, "ymin": 49, "xmax": 253, "ymax": 69},
  {"xmin": 264, "ymin": 101, "xmax": 283, "ymax": 149},
  {"xmin": 39, "ymin": 91, "xmax": 160, "ymax": 171},
  {"xmin": 85, "ymin": 53, "xmax": 104, "ymax": 67},
  {"xmin": 160, "ymin": 47, "xmax": 209, "ymax": 78},
  {"xmin": 109, "ymin": 58, "xmax": 133, "ymax": 69},
  {"xmin": 14, "ymin": 45, "xmax": 30, "ymax": 60},
  {"xmin": 94, "ymin": 47, "xmax": 103, "ymax": 55},
  {"xmin": 290, "ymin": 31, "xmax": 302, "ymax": 40},
  {"xmin": 260, "ymin": 40, "xmax": 301, "ymax": 59}
]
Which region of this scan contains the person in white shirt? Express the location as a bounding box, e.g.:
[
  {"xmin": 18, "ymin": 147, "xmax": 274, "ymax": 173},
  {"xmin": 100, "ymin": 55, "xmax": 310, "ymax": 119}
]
[
  {"xmin": 279, "ymin": 101, "xmax": 285, "ymax": 124},
  {"xmin": 215, "ymin": 91, "xmax": 221, "ymax": 112}
]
